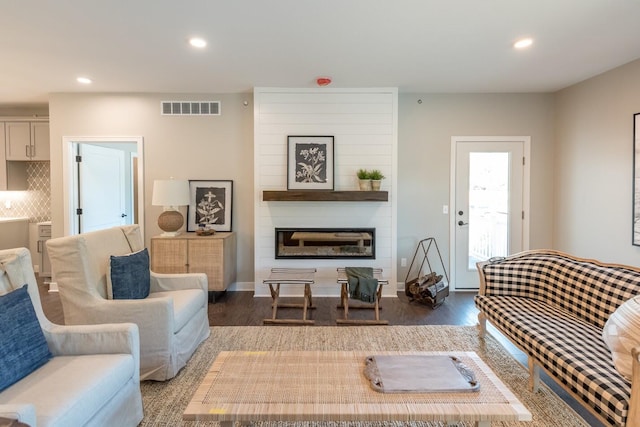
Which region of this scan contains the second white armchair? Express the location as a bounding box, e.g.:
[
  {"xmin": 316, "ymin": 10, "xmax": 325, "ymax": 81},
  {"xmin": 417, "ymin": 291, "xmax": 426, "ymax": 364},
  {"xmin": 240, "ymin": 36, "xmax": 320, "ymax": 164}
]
[{"xmin": 46, "ymin": 225, "xmax": 210, "ymax": 381}]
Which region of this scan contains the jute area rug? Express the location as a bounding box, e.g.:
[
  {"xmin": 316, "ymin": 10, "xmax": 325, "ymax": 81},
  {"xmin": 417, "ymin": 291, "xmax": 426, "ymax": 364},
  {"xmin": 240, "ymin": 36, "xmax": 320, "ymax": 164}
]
[{"xmin": 140, "ymin": 325, "xmax": 588, "ymax": 427}]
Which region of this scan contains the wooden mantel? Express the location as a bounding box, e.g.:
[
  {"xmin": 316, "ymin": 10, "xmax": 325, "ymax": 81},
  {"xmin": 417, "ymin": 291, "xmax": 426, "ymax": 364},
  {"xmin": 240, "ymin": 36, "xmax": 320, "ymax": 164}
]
[{"xmin": 262, "ymin": 190, "xmax": 388, "ymax": 202}]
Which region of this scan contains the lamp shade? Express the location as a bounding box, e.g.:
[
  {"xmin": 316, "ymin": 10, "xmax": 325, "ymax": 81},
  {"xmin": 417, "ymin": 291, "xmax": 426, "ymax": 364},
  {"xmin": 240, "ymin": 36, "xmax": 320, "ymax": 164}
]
[{"xmin": 152, "ymin": 179, "xmax": 190, "ymax": 207}]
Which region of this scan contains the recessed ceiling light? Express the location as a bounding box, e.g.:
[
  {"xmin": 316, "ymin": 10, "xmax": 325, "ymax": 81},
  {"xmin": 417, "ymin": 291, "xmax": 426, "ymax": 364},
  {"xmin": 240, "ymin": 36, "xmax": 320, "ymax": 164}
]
[
  {"xmin": 513, "ymin": 38, "xmax": 533, "ymax": 49},
  {"xmin": 189, "ymin": 37, "xmax": 207, "ymax": 48},
  {"xmin": 76, "ymin": 77, "xmax": 92, "ymax": 84}
]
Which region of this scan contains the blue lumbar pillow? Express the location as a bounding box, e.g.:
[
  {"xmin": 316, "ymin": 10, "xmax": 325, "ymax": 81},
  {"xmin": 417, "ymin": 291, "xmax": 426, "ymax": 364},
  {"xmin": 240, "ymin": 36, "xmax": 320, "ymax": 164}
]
[
  {"xmin": 0, "ymin": 284, "xmax": 52, "ymax": 392},
  {"xmin": 109, "ymin": 248, "xmax": 151, "ymax": 300}
]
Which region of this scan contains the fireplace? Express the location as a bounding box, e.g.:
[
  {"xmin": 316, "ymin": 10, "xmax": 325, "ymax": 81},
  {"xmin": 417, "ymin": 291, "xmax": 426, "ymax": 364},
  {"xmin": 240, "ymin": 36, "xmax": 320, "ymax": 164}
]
[{"xmin": 275, "ymin": 228, "xmax": 375, "ymax": 259}]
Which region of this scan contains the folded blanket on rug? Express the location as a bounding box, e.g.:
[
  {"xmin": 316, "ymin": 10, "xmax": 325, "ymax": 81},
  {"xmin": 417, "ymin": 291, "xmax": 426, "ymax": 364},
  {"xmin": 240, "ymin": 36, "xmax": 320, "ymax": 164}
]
[{"xmin": 345, "ymin": 266, "xmax": 378, "ymax": 303}]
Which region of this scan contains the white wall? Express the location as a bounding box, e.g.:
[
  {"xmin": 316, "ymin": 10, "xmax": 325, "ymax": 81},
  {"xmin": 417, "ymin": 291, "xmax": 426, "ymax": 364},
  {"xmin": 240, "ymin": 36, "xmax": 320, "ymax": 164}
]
[
  {"xmin": 46, "ymin": 90, "xmax": 558, "ymax": 289},
  {"xmin": 254, "ymin": 88, "xmax": 398, "ymax": 296},
  {"xmin": 555, "ymin": 58, "xmax": 640, "ymax": 265},
  {"xmin": 397, "ymin": 93, "xmax": 556, "ymax": 281},
  {"xmin": 48, "ymin": 76, "xmax": 639, "ymax": 289},
  {"xmin": 48, "ymin": 92, "xmax": 255, "ymax": 284}
]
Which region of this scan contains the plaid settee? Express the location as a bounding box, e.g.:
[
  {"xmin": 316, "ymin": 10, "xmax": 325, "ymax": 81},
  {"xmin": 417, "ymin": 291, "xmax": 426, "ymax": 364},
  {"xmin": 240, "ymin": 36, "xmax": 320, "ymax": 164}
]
[{"xmin": 474, "ymin": 250, "xmax": 640, "ymax": 427}]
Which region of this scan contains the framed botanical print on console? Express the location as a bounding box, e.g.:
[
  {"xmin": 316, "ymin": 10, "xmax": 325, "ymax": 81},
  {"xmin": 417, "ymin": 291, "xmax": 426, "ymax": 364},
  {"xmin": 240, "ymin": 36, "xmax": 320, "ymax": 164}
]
[{"xmin": 187, "ymin": 180, "xmax": 233, "ymax": 232}]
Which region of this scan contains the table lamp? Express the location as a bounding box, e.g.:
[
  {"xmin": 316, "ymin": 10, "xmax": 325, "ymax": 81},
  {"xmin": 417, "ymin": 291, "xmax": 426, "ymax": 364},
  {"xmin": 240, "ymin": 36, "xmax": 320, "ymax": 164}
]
[{"xmin": 152, "ymin": 178, "xmax": 190, "ymax": 237}]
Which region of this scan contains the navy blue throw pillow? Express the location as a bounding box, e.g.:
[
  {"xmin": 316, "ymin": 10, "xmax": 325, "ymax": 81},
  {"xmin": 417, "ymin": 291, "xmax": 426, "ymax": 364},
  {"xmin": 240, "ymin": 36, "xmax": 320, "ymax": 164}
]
[
  {"xmin": 0, "ymin": 284, "xmax": 53, "ymax": 392},
  {"xmin": 110, "ymin": 248, "xmax": 151, "ymax": 299}
]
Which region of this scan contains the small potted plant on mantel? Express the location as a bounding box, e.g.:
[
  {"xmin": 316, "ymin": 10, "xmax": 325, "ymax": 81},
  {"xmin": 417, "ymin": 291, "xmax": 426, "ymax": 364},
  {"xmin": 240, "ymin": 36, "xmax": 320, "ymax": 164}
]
[
  {"xmin": 369, "ymin": 169, "xmax": 385, "ymax": 191},
  {"xmin": 357, "ymin": 168, "xmax": 372, "ymax": 191}
]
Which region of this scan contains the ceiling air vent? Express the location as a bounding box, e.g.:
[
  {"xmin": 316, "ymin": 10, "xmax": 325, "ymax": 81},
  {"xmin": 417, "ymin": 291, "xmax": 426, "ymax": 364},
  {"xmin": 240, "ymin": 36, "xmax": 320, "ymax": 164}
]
[{"xmin": 161, "ymin": 101, "xmax": 221, "ymax": 116}]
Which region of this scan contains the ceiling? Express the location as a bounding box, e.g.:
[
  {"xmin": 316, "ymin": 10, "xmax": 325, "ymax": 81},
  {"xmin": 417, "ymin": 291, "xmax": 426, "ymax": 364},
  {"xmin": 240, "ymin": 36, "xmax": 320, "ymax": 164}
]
[{"xmin": 3, "ymin": 0, "xmax": 640, "ymax": 105}]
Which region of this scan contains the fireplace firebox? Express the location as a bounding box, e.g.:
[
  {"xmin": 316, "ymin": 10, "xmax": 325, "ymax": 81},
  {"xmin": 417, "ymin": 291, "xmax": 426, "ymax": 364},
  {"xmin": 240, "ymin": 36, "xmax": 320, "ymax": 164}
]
[{"xmin": 275, "ymin": 228, "xmax": 375, "ymax": 259}]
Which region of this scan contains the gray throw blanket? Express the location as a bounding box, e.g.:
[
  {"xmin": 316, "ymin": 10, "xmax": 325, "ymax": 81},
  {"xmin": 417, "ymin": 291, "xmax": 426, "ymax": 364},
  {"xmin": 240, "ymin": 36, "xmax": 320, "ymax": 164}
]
[{"xmin": 345, "ymin": 267, "xmax": 378, "ymax": 303}]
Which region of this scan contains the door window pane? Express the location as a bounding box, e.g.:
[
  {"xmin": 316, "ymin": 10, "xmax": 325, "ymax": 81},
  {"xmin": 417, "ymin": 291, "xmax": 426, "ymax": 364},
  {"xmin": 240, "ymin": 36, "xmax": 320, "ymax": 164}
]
[{"xmin": 468, "ymin": 152, "xmax": 509, "ymax": 269}]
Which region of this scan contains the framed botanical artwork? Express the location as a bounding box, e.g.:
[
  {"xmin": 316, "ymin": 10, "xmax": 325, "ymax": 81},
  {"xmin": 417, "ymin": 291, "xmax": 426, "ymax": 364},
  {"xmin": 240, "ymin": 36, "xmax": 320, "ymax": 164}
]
[
  {"xmin": 187, "ymin": 180, "xmax": 233, "ymax": 232},
  {"xmin": 287, "ymin": 135, "xmax": 334, "ymax": 190},
  {"xmin": 634, "ymin": 113, "xmax": 640, "ymax": 245}
]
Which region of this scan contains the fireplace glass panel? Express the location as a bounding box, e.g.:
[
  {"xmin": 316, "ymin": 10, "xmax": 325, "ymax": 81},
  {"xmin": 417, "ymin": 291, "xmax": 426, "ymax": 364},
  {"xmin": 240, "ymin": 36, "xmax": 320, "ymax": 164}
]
[{"xmin": 275, "ymin": 228, "xmax": 375, "ymax": 259}]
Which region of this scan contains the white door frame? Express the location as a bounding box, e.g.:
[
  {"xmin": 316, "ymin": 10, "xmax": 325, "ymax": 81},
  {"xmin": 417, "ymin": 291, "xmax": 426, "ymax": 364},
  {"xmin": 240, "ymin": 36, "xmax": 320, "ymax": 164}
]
[
  {"xmin": 449, "ymin": 136, "xmax": 531, "ymax": 291},
  {"xmin": 62, "ymin": 136, "xmax": 145, "ymax": 238}
]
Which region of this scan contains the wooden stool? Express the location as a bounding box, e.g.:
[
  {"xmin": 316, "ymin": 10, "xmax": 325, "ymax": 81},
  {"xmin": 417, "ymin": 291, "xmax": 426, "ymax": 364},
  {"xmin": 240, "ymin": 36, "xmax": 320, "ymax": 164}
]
[
  {"xmin": 263, "ymin": 268, "xmax": 316, "ymax": 325},
  {"xmin": 336, "ymin": 267, "xmax": 388, "ymax": 325}
]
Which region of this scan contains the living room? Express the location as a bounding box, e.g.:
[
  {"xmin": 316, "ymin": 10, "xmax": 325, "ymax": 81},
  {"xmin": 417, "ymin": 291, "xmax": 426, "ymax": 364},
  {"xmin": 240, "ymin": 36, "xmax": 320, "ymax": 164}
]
[
  {"xmin": 44, "ymin": 59, "xmax": 640, "ymax": 289},
  {"xmin": 2, "ymin": 2, "xmax": 640, "ymax": 426}
]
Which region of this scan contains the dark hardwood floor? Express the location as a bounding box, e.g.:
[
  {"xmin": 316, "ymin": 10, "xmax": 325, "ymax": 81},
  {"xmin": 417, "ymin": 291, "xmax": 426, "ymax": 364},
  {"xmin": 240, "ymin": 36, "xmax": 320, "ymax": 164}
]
[
  {"xmin": 208, "ymin": 289, "xmax": 480, "ymax": 326},
  {"xmin": 36, "ymin": 278, "xmax": 602, "ymax": 426}
]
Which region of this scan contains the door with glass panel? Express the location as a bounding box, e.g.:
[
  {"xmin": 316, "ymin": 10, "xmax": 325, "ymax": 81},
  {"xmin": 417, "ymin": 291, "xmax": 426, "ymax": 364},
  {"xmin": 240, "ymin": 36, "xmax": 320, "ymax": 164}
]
[{"xmin": 453, "ymin": 139, "xmax": 525, "ymax": 289}]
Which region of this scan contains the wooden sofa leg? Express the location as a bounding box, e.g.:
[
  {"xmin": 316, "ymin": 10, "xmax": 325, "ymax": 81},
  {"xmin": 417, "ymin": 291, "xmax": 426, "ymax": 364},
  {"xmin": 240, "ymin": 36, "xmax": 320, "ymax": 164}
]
[
  {"xmin": 528, "ymin": 357, "xmax": 540, "ymax": 393},
  {"xmin": 477, "ymin": 312, "xmax": 487, "ymax": 338}
]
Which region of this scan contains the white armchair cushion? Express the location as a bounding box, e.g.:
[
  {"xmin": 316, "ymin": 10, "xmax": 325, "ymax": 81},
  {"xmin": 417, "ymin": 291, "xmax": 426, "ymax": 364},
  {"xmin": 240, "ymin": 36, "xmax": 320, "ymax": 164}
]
[
  {"xmin": 1, "ymin": 353, "xmax": 135, "ymax": 427},
  {"xmin": 148, "ymin": 289, "xmax": 205, "ymax": 332}
]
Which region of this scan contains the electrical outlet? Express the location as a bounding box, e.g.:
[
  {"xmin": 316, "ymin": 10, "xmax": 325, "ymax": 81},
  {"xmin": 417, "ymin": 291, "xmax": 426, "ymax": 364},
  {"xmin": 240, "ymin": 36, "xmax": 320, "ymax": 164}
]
[
  {"xmin": 442, "ymin": 205, "xmax": 449, "ymax": 214},
  {"xmin": 400, "ymin": 258, "xmax": 407, "ymax": 267}
]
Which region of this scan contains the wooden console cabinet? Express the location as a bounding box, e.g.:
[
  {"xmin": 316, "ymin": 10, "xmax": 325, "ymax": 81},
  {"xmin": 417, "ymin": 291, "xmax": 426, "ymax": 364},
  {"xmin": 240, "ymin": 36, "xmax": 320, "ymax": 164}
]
[{"xmin": 150, "ymin": 232, "xmax": 236, "ymax": 293}]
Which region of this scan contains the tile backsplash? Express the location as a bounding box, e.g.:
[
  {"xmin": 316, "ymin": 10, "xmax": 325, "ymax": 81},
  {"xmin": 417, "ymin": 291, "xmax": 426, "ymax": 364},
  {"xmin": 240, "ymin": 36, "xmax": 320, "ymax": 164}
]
[{"xmin": 0, "ymin": 161, "xmax": 50, "ymax": 222}]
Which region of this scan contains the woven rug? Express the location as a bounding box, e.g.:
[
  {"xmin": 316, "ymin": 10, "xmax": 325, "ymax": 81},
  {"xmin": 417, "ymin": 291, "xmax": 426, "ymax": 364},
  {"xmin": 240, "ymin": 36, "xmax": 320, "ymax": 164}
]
[{"xmin": 140, "ymin": 325, "xmax": 588, "ymax": 426}]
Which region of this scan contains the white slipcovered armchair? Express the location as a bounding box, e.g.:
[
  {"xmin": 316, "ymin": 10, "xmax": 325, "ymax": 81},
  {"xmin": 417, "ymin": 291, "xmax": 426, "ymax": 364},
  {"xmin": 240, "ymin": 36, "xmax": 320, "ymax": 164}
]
[
  {"xmin": 0, "ymin": 247, "xmax": 144, "ymax": 427},
  {"xmin": 46, "ymin": 225, "xmax": 210, "ymax": 381}
]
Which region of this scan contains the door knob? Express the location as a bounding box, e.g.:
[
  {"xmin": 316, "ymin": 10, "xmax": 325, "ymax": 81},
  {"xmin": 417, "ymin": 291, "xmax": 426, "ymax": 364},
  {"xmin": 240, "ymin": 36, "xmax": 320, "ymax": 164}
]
[
  {"xmin": 121, "ymin": 213, "xmax": 128, "ymax": 218},
  {"xmin": 458, "ymin": 220, "xmax": 469, "ymax": 226}
]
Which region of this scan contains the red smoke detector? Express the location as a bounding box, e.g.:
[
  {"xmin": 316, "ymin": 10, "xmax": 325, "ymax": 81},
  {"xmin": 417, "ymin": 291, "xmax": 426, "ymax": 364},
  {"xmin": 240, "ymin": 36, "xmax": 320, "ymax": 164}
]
[{"xmin": 316, "ymin": 77, "xmax": 332, "ymax": 86}]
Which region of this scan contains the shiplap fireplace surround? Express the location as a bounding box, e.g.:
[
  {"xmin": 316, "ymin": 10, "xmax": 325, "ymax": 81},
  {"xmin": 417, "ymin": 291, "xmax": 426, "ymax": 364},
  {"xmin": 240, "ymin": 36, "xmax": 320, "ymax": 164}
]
[{"xmin": 253, "ymin": 88, "xmax": 398, "ymax": 297}]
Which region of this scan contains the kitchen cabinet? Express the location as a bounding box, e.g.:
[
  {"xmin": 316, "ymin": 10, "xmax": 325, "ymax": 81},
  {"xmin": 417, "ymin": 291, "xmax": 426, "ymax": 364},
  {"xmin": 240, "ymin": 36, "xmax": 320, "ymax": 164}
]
[
  {"xmin": 5, "ymin": 121, "xmax": 50, "ymax": 161},
  {"xmin": 150, "ymin": 232, "xmax": 236, "ymax": 295},
  {"xmin": 0, "ymin": 122, "xmax": 27, "ymax": 190}
]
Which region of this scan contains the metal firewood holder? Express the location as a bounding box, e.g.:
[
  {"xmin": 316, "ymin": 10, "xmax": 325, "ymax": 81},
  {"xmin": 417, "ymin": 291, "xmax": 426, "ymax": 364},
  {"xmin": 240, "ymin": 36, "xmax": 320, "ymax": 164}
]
[{"xmin": 404, "ymin": 238, "xmax": 449, "ymax": 305}]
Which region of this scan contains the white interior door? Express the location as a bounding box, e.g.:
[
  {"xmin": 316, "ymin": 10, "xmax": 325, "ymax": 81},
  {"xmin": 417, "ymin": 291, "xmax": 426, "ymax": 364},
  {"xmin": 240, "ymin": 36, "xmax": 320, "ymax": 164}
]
[
  {"xmin": 451, "ymin": 137, "xmax": 528, "ymax": 290},
  {"xmin": 76, "ymin": 144, "xmax": 128, "ymax": 233},
  {"xmin": 63, "ymin": 136, "xmax": 144, "ymax": 238}
]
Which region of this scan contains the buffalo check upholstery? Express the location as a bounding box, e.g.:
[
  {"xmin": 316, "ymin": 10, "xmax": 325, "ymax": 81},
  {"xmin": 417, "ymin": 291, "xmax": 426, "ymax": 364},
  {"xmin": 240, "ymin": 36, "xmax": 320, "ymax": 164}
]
[{"xmin": 475, "ymin": 251, "xmax": 640, "ymax": 426}]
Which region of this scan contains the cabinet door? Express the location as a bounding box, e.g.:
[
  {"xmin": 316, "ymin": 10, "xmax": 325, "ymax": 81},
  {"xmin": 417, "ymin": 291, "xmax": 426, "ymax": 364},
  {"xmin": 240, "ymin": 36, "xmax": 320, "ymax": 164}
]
[
  {"xmin": 150, "ymin": 238, "xmax": 189, "ymax": 274},
  {"xmin": 5, "ymin": 122, "xmax": 31, "ymax": 160},
  {"xmin": 0, "ymin": 123, "xmax": 27, "ymax": 190},
  {"xmin": 188, "ymin": 239, "xmax": 223, "ymax": 291},
  {"xmin": 30, "ymin": 122, "xmax": 50, "ymax": 160}
]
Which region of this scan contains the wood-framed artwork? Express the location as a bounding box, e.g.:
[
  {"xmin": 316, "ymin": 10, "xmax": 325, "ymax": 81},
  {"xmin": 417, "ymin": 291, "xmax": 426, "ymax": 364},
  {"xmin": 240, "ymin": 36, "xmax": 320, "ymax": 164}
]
[
  {"xmin": 187, "ymin": 180, "xmax": 233, "ymax": 232},
  {"xmin": 634, "ymin": 113, "xmax": 640, "ymax": 245},
  {"xmin": 287, "ymin": 135, "xmax": 334, "ymax": 190}
]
